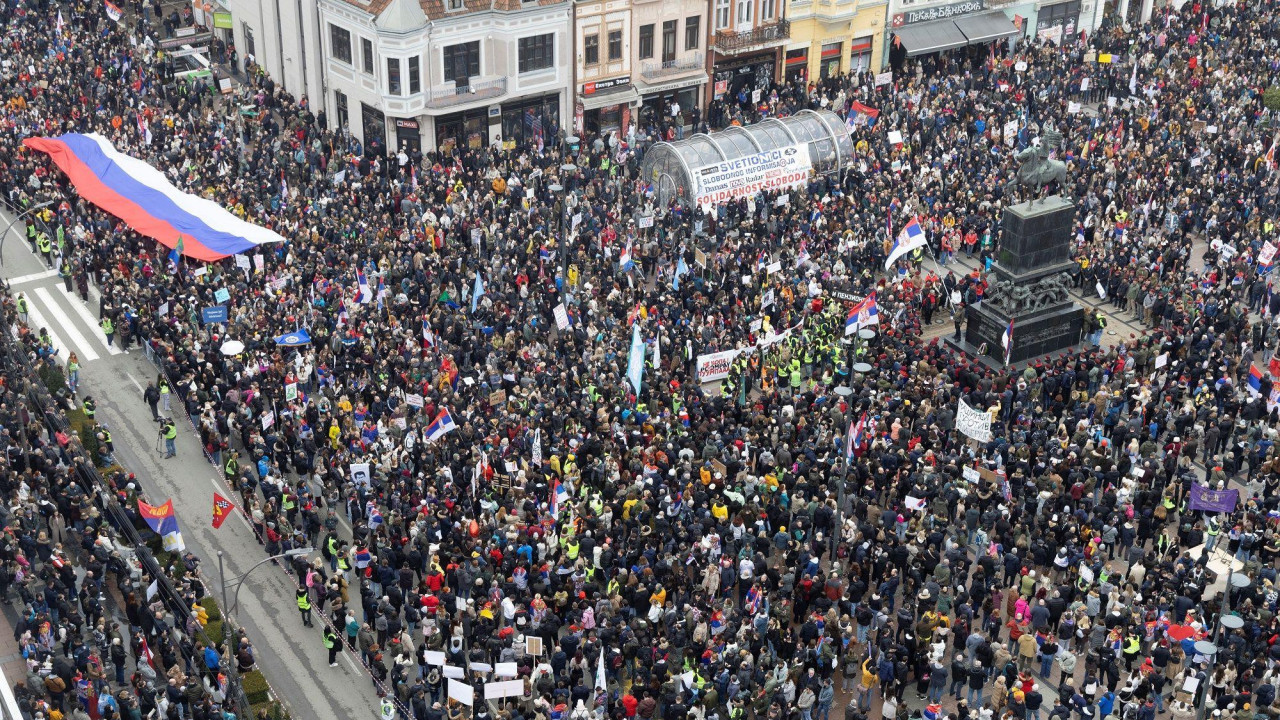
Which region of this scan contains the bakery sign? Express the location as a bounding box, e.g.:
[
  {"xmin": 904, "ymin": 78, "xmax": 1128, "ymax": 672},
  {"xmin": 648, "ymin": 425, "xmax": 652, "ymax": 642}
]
[
  {"xmin": 581, "ymin": 76, "xmax": 631, "ymax": 96},
  {"xmin": 893, "ymin": 0, "xmax": 986, "ymax": 26}
]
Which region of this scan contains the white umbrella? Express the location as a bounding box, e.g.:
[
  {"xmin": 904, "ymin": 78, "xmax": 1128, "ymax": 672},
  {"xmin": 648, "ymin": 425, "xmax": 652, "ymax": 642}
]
[{"xmin": 219, "ymin": 340, "xmax": 245, "ymax": 356}]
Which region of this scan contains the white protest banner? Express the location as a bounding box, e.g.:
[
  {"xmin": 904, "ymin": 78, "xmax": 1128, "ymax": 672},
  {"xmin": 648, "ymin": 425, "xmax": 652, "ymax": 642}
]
[
  {"xmin": 1259, "ymin": 241, "xmax": 1278, "ymax": 267},
  {"xmin": 425, "ymin": 651, "xmax": 446, "ymax": 666},
  {"xmin": 638, "ymin": 215, "xmax": 655, "ymax": 229},
  {"xmin": 405, "ymin": 393, "xmax": 424, "ymax": 408},
  {"xmin": 1096, "ymin": 281, "xmax": 1107, "ymax": 299},
  {"xmin": 887, "ymin": 130, "xmax": 904, "ymax": 146},
  {"xmin": 494, "ymin": 662, "xmax": 518, "ymax": 677},
  {"xmin": 469, "ymin": 662, "xmax": 493, "ymax": 674},
  {"xmin": 260, "ymin": 411, "xmax": 275, "ymax": 430},
  {"xmin": 158, "ymin": 302, "xmax": 169, "ymax": 317},
  {"xmin": 443, "ymin": 665, "xmax": 465, "ymax": 679},
  {"xmin": 1004, "ymin": 120, "xmax": 1019, "ymax": 147},
  {"xmin": 284, "ymin": 383, "xmax": 298, "ymax": 402},
  {"xmin": 1078, "ymin": 562, "xmax": 1095, "ymax": 585},
  {"xmin": 485, "ymin": 680, "xmax": 526, "ymax": 700},
  {"xmin": 253, "ymin": 253, "xmax": 265, "ymax": 271},
  {"xmin": 904, "ymin": 496, "xmax": 927, "ymax": 511},
  {"xmin": 695, "ymin": 349, "xmax": 742, "ymax": 384},
  {"xmin": 691, "ymin": 144, "xmax": 812, "ymax": 207},
  {"xmin": 448, "ymin": 679, "xmax": 474, "ymax": 707},
  {"xmin": 350, "ymin": 462, "xmax": 372, "ymax": 488},
  {"xmin": 235, "ymin": 255, "xmax": 251, "ymax": 270},
  {"xmin": 874, "ymin": 71, "xmax": 892, "ymax": 87},
  {"xmin": 955, "ymin": 398, "xmax": 992, "ymax": 443},
  {"xmin": 1067, "ymin": 101, "xmax": 1082, "ymax": 114},
  {"xmin": 761, "ymin": 288, "xmax": 775, "ymax": 308},
  {"xmin": 766, "ymin": 261, "xmax": 782, "ymax": 275},
  {"xmin": 962, "ymin": 466, "xmax": 981, "ymax": 483},
  {"xmin": 1015, "ymin": 61, "xmax": 1028, "ymax": 72},
  {"xmin": 1154, "ymin": 353, "xmax": 1168, "ymax": 370},
  {"xmin": 554, "ymin": 303, "xmax": 571, "ymax": 330}
]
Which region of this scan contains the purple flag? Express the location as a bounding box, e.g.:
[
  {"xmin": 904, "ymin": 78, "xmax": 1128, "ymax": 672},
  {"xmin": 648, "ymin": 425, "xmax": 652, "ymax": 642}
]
[{"xmin": 1188, "ymin": 483, "xmax": 1239, "ymax": 513}]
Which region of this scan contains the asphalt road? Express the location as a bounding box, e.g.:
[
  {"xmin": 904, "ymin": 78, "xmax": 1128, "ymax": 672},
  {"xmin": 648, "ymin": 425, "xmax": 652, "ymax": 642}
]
[{"xmin": 0, "ymin": 213, "xmax": 383, "ymax": 720}]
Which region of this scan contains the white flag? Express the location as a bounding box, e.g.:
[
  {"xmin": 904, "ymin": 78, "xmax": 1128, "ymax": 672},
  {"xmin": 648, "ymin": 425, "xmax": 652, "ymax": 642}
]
[
  {"xmin": 531, "ymin": 430, "xmax": 542, "ymax": 467},
  {"xmin": 596, "ymin": 649, "xmax": 608, "ymax": 691}
]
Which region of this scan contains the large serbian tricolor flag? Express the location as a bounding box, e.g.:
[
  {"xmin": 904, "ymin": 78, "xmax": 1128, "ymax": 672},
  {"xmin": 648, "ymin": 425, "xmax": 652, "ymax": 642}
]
[{"xmin": 23, "ymin": 133, "xmax": 285, "ymax": 262}]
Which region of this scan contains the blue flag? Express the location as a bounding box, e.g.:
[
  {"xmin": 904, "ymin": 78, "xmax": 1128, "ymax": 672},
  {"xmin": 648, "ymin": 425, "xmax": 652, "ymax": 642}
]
[
  {"xmin": 471, "ymin": 271, "xmax": 485, "ymax": 312},
  {"xmin": 626, "ymin": 322, "xmax": 645, "ymax": 396},
  {"xmin": 274, "ymin": 328, "xmax": 312, "ymax": 346},
  {"xmin": 673, "ymin": 256, "xmax": 689, "ymax": 290}
]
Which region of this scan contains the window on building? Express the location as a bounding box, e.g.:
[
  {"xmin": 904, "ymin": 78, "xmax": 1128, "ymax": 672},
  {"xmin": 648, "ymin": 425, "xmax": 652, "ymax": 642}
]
[
  {"xmin": 685, "ymin": 16, "xmax": 700, "ymax": 50},
  {"xmin": 583, "ymin": 34, "xmax": 599, "ymax": 65},
  {"xmin": 761, "ymin": 0, "xmax": 775, "ymax": 21},
  {"xmin": 361, "ymin": 37, "xmax": 373, "ymax": 74},
  {"xmin": 408, "ymin": 55, "xmax": 421, "ymax": 93},
  {"xmin": 387, "ymin": 57, "xmax": 401, "ymax": 95},
  {"xmin": 715, "ymin": 0, "xmax": 730, "ymax": 30},
  {"xmin": 443, "ymin": 41, "xmax": 480, "ymax": 85},
  {"xmin": 335, "ymin": 90, "xmax": 348, "ymax": 130},
  {"xmin": 518, "ymin": 33, "xmax": 554, "ymax": 73},
  {"xmin": 447, "ymin": 0, "xmax": 463, "ymax": 8},
  {"xmin": 329, "ymin": 24, "xmax": 351, "ymax": 64},
  {"xmin": 736, "ymin": 0, "xmax": 752, "ymax": 26},
  {"xmin": 607, "ymin": 30, "xmax": 622, "ymax": 61},
  {"xmin": 662, "ymin": 20, "xmax": 676, "ymax": 61},
  {"xmin": 242, "ymin": 23, "xmax": 255, "ymax": 58},
  {"xmin": 638, "ymin": 24, "xmax": 654, "ymax": 60}
]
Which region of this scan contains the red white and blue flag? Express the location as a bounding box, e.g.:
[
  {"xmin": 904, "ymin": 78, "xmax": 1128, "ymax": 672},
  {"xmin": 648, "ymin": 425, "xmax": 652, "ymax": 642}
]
[
  {"xmin": 354, "ymin": 270, "xmax": 372, "ymax": 304},
  {"xmin": 424, "ymin": 408, "xmax": 457, "ymax": 443},
  {"xmin": 845, "ymin": 293, "xmax": 880, "ymax": 335},
  {"xmin": 846, "ymin": 412, "xmax": 867, "ymax": 460},
  {"xmin": 1002, "ymin": 318, "xmax": 1015, "ymax": 366}
]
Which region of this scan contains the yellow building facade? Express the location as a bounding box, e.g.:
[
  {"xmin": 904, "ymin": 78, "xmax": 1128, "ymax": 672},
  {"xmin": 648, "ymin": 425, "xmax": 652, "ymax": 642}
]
[{"xmin": 783, "ymin": 0, "xmax": 887, "ymax": 82}]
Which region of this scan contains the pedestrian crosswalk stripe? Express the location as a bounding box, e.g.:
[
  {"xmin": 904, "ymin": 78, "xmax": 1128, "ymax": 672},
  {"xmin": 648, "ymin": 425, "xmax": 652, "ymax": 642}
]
[
  {"xmin": 34, "ymin": 287, "xmax": 99, "ymax": 362},
  {"xmin": 20, "ymin": 299, "xmax": 70, "ymax": 362},
  {"xmin": 8, "ymin": 269, "xmax": 58, "ymax": 285},
  {"xmin": 56, "ymin": 285, "xmax": 123, "ymax": 354}
]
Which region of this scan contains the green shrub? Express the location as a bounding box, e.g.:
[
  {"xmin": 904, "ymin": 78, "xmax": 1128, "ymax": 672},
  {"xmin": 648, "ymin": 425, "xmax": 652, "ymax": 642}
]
[
  {"xmin": 251, "ymin": 701, "xmax": 289, "ymax": 720},
  {"xmin": 38, "ymin": 361, "xmax": 66, "ymax": 395},
  {"xmin": 1265, "ymin": 86, "xmax": 1280, "ymax": 112},
  {"xmin": 242, "ymin": 670, "xmax": 271, "ymax": 705},
  {"xmin": 205, "ymin": 618, "xmax": 225, "ymax": 646},
  {"xmin": 200, "ymin": 596, "xmax": 222, "ymax": 622}
]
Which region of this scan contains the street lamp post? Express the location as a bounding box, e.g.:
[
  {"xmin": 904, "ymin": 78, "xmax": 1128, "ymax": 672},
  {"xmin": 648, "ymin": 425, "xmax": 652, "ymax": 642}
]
[
  {"xmin": 218, "ymin": 547, "xmax": 314, "ymax": 615},
  {"xmin": 0, "ymin": 200, "xmax": 55, "ymax": 266},
  {"xmin": 548, "ymin": 183, "xmax": 566, "ymax": 306},
  {"xmin": 830, "ymin": 329, "xmax": 875, "ymax": 560},
  {"xmin": 1195, "ymin": 562, "xmax": 1250, "ymax": 719}
]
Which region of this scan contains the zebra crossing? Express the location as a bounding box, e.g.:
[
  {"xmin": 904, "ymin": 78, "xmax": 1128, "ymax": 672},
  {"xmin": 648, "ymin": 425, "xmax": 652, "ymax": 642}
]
[{"xmin": 11, "ymin": 274, "xmax": 123, "ymax": 364}]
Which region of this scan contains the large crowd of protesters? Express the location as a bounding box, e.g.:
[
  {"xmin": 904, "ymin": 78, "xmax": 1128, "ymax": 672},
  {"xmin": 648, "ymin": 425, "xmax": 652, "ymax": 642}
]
[{"xmin": 3, "ymin": 0, "xmax": 1280, "ymax": 719}]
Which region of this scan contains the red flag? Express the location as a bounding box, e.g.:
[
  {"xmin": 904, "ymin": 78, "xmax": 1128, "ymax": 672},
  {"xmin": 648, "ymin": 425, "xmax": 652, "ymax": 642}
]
[
  {"xmin": 1269, "ymin": 357, "xmax": 1280, "ymax": 380},
  {"xmin": 212, "ymin": 493, "xmax": 234, "ymax": 529}
]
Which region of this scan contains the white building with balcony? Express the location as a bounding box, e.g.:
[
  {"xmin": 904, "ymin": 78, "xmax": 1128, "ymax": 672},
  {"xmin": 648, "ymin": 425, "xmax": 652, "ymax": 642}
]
[
  {"xmin": 318, "ymin": 0, "xmax": 572, "ymax": 154},
  {"xmin": 631, "ymin": 0, "xmax": 709, "ymax": 131},
  {"xmin": 707, "ymin": 0, "xmax": 790, "ymax": 106}
]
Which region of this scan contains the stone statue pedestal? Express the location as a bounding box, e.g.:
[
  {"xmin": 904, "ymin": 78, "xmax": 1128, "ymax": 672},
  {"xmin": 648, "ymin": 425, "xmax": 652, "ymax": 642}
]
[{"xmin": 947, "ymin": 196, "xmax": 1085, "ymax": 367}]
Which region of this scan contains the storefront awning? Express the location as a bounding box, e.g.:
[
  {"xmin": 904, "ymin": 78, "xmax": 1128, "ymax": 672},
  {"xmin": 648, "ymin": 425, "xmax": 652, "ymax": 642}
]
[
  {"xmin": 581, "ymin": 87, "xmax": 641, "ymax": 111},
  {"xmin": 892, "ymin": 20, "xmax": 969, "ymax": 56},
  {"xmin": 637, "ymin": 74, "xmax": 709, "ymax": 97},
  {"xmin": 954, "ymin": 11, "xmax": 1021, "ymax": 44}
]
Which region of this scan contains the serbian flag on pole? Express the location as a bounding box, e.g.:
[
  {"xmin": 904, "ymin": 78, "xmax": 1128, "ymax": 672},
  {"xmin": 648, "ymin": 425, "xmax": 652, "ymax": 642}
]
[
  {"xmin": 424, "ymin": 408, "xmax": 457, "ymax": 443},
  {"xmin": 845, "ymin": 293, "xmax": 880, "ymax": 335},
  {"xmin": 549, "ymin": 479, "xmax": 569, "ymax": 521},
  {"xmin": 846, "ymin": 412, "xmax": 867, "ymax": 460},
  {"xmin": 104, "ymin": 0, "xmax": 123, "ymax": 22},
  {"xmin": 354, "ymin": 270, "xmax": 372, "ymax": 304},
  {"xmin": 421, "ymin": 317, "xmax": 436, "ymax": 348},
  {"xmin": 1248, "ymin": 364, "xmax": 1265, "ymax": 396},
  {"xmin": 138, "ymin": 499, "xmax": 185, "ymax": 551},
  {"xmin": 23, "ymin": 133, "xmax": 284, "ymax": 261},
  {"xmin": 884, "ymin": 217, "xmax": 927, "ymax": 269},
  {"xmin": 212, "ymin": 493, "xmax": 234, "ymax": 529}
]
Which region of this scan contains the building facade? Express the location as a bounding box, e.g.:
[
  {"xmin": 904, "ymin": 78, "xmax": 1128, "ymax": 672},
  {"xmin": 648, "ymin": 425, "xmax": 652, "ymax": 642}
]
[
  {"xmin": 218, "ymin": 0, "xmax": 326, "ymax": 104},
  {"xmin": 783, "ymin": 0, "xmax": 885, "ymax": 83},
  {"xmin": 571, "ymin": 0, "xmax": 635, "ymax": 137},
  {"xmin": 313, "ymin": 0, "xmax": 572, "ymax": 154},
  {"xmin": 631, "ymin": 0, "xmax": 709, "ymax": 131},
  {"xmin": 706, "ymin": 0, "xmax": 791, "ymax": 106},
  {"xmin": 883, "ymin": 0, "xmax": 1097, "ymax": 66}
]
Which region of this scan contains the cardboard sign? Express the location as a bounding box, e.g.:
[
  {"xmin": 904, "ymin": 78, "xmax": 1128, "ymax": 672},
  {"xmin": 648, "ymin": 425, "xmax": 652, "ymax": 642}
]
[
  {"xmin": 489, "ymin": 389, "xmax": 507, "ymax": 406},
  {"xmin": 485, "ymin": 680, "xmax": 526, "ymax": 700},
  {"xmin": 694, "ymin": 248, "xmax": 708, "ymax": 268},
  {"xmin": 710, "ymin": 459, "xmax": 727, "ymax": 479}
]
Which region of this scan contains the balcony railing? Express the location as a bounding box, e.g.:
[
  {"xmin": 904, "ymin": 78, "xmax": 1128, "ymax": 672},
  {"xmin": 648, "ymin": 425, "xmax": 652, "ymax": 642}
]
[
  {"xmin": 424, "ymin": 76, "xmax": 507, "ymax": 109},
  {"xmin": 640, "ymin": 53, "xmax": 704, "ymax": 79},
  {"xmin": 711, "ymin": 19, "xmax": 790, "ymax": 54}
]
